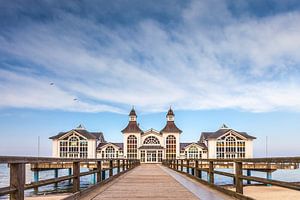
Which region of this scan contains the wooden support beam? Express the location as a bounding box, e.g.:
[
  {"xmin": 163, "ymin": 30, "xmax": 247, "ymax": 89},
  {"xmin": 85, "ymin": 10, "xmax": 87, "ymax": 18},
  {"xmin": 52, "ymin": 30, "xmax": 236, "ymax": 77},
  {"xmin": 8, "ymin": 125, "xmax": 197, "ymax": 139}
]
[
  {"xmin": 10, "ymin": 163, "xmax": 25, "ymax": 200},
  {"xmin": 235, "ymin": 162, "xmax": 243, "ymax": 194},
  {"xmin": 54, "ymin": 169, "xmax": 58, "ymax": 188},
  {"xmin": 181, "ymin": 160, "xmax": 183, "ymax": 171},
  {"xmin": 72, "ymin": 161, "xmax": 80, "ymax": 193},
  {"xmin": 109, "ymin": 160, "xmax": 113, "ymax": 177},
  {"xmin": 122, "ymin": 159, "xmax": 125, "ymax": 171},
  {"xmin": 187, "ymin": 160, "xmax": 190, "ymax": 174},
  {"xmin": 195, "ymin": 160, "xmax": 199, "ymax": 178},
  {"xmin": 209, "ymin": 161, "xmax": 214, "ymax": 184},
  {"xmin": 117, "ymin": 160, "xmax": 120, "ymax": 174},
  {"xmin": 96, "ymin": 161, "xmax": 101, "ymax": 183}
]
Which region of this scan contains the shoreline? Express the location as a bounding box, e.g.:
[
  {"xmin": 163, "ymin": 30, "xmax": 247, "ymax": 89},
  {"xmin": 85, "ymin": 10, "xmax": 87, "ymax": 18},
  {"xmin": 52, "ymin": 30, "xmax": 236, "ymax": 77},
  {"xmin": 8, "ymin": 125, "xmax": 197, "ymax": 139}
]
[{"xmin": 228, "ymin": 185, "xmax": 300, "ymax": 200}]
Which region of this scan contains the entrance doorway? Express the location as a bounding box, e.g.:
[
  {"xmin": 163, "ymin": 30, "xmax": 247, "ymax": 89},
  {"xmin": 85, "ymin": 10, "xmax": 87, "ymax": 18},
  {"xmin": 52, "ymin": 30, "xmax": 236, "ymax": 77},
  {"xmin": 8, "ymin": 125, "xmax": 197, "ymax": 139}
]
[
  {"xmin": 147, "ymin": 151, "xmax": 157, "ymax": 162},
  {"xmin": 140, "ymin": 150, "xmax": 163, "ymax": 163}
]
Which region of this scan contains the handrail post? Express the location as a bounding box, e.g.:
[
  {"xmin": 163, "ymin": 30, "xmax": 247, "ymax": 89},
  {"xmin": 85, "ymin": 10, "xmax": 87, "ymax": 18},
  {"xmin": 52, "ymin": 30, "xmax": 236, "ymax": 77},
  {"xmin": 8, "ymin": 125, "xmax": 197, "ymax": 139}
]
[
  {"xmin": 208, "ymin": 161, "xmax": 214, "ymax": 184},
  {"xmin": 97, "ymin": 161, "xmax": 102, "ymax": 183},
  {"xmin": 10, "ymin": 162, "xmax": 25, "ymax": 200},
  {"xmin": 176, "ymin": 160, "xmax": 179, "ymax": 170},
  {"xmin": 117, "ymin": 159, "xmax": 120, "ymax": 174},
  {"xmin": 187, "ymin": 160, "xmax": 190, "ymax": 174},
  {"xmin": 127, "ymin": 159, "xmax": 129, "ymax": 169},
  {"xmin": 195, "ymin": 160, "xmax": 199, "ymax": 178},
  {"xmin": 73, "ymin": 161, "xmax": 80, "ymax": 193},
  {"xmin": 109, "ymin": 160, "xmax": 113, "ymax": 177},
  {"xmin": 181, "ymin": 159, "xmax": 183, "ymax": 171},
  {"xmin": 235, "ymin": 161, "xmax": 243, "ymax": 194},
  {"xmin": 122, "ymin": 159, "xmax": 125, "ymax": 171}
]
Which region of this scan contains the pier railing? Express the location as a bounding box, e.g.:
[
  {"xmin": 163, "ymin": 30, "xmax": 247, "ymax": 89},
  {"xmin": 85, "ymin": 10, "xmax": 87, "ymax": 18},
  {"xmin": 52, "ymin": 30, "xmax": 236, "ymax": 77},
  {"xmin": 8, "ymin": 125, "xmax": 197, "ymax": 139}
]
[
  {"xmin": 163, "ymin": 157, "xmax": 300, "ymax": 200},
  {"xmin": 0, "ymin": 156, "xmax": 140, "ymax": 200}
]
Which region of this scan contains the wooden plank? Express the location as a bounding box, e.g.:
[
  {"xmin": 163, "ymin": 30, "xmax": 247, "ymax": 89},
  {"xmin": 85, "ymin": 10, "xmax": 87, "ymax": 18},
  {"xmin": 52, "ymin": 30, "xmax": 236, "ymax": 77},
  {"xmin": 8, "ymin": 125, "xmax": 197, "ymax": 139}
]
[
  {"xmin": 0, "ymin": 186, "xmax": 16, "ymax": 196},
  {"xmin": 209, "ymin": 161, "xmax": 214, "ymax": 184},
  {"xmin": 92, "ymin": 164, "xmax": 199, "ymax": 200},
  {"xmin": 73, "ymin": 161, "xmax": 80, "ymax": 193},
  {"xmin": 240, "ymin": 175, "xmax": 300, "ymax": 191},
  {"xmin": 109, "ymin": 160, "xmax": 113, "ymax": 177},
  {"xmin": 10, "ymin": 163, "xmax": 25, "ymax": 200},
  {"xmin": 235, "ymin": 162, "xmax": 243, "ymax": 194},
  {"xmin": 97, "ymin": 161, "xmax": 101, "ymax": 183}
]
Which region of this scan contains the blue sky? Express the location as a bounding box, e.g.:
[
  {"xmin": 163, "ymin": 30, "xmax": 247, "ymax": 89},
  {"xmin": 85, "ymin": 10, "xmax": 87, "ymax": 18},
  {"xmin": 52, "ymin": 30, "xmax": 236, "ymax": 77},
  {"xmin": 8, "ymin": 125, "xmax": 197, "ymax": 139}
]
[{"xmin": 0, "ymin": 0, "xmax": 300, "ymax": 157}]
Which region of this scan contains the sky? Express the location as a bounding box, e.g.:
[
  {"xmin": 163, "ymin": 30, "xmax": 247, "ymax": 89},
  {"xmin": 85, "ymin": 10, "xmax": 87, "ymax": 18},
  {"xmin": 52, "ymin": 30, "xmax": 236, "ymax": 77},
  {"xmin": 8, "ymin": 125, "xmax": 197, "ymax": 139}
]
[{"xmin": 0, "ymin": 0, "xmax": 300, "ymax": 157}]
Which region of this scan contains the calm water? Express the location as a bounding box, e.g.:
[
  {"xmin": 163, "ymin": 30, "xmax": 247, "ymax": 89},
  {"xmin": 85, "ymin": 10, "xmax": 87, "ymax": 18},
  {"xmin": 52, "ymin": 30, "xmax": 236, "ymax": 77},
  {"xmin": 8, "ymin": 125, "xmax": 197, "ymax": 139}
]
[
  {"xmin": 1, "ymin": 164, "xmax": 300, "ymax": 199},
  {"xmin": 0, "ymin": 164, "xmax": 115, "ymax": 200}
]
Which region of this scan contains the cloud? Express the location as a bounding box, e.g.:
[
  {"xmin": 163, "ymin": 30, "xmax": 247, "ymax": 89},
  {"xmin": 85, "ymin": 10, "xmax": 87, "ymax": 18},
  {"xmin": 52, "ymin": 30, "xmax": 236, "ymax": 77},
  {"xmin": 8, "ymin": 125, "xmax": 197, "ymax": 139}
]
[{"xmin": 0, "ymin": 0, "xmax": 300, "ymax": 113}]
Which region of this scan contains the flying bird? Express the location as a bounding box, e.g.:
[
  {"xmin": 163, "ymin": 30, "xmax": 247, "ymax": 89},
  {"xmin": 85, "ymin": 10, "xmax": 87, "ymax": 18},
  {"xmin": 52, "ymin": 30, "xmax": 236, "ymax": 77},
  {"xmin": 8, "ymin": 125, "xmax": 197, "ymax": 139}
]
[
  {"xmin": 73, "ymin": 98, "xmax": 78, "ymax": 101},
  {"xmin": 50, "ymin": 83, "xmax": 54, "ymax": 85}
]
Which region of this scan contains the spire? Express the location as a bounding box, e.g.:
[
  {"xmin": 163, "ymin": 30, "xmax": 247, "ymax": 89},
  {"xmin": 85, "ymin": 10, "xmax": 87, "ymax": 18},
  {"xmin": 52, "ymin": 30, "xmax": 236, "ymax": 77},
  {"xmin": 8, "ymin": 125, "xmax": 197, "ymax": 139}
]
[
  {"xmin": 122, "ymin": 107, "xmax": 143, "ymax": 133},
  {"xmin": 129, "ymin": 106, "xmax": 137, "ymax": 116},
  {"xmin": 129, "ymin": 106, "xmax": 137, "ymax": 121},
  {"xmin": 161, "ymin": 107, "xmax": 182, "ymax": 133},
  {"xmin": 166, "ymin": 106, "xmax": 175, "ymax": 121}
]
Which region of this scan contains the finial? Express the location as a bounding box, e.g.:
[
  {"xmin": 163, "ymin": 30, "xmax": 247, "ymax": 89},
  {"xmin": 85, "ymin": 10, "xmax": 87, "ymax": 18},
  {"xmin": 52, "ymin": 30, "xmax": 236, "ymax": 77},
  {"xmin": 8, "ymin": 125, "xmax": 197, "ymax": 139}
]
[{"xmin": 220, "ymin": 124, "xmax": 229, "ymax": 129}]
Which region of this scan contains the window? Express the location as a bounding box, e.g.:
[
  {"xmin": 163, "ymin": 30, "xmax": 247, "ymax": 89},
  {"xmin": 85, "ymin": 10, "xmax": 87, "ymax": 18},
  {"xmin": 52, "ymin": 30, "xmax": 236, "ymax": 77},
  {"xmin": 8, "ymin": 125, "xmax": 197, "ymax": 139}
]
[
  {"xmin": 127, "ymin": 135, "xmax": 137, "ymax": 159},
  {"xmin": 166, "ymin": 135, "xmax": 176, "ymax": 160},
  {"xmin": 143, "ymin": 136, "xmax": 160, "ymax": 145},
  {"xmin": 216, "ymin": 133, "xmax": 246, "ymax": 159},
  {"xmin": 188, "ymin": 146, "xmax": 199, "ymax": 159},
  {"xmin": 105, "ymin": 146, "xmax": 115, "ymax": 158},
  {"xmin": 58, "ymin": 134, "xmax": 88, "ymax": 158},
  {"xmin": 141, "ymin": 150, "xmax": 145, "ymax": 162},
  {"xmin": 59, "ymin": 140, "xmax": 68, "ymax": 158}
]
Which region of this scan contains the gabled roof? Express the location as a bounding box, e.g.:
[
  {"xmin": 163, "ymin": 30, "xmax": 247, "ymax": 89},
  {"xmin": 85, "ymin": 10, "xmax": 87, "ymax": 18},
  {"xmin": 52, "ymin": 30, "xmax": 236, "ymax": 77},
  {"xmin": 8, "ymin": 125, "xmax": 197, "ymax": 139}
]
[
  {"xmin": 142, "ymin": 128, "xmax": 161, "ymax": 135},
  {"xmin": 160, "ymin": 121, "xmax": 182, "ymax": 133},
  {"xmin": 97, "ymin": 142, "xmax": 123, "ymax": 150},
  {"xmin": 49, "ymin": 128, "xmax": 106, "ymax": 142},
  {"xmin": 121, "ymin": 121, "xmax": 143, "ymax": 133},
  {"xmin": 199, "ymin": 125, "xmax": 256, "ymax": 141},
  {"xmin": 180, "ymin": 142, "xmax": 207, "ymax": 150}
]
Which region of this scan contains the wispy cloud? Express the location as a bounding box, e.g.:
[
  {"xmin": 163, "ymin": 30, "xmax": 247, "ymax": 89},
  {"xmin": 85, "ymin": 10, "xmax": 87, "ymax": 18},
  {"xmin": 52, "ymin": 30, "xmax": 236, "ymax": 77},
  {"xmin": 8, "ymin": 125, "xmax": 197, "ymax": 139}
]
[{"xmin": 0, "ymin": 0, "xmax": 300, "ymax": 113}]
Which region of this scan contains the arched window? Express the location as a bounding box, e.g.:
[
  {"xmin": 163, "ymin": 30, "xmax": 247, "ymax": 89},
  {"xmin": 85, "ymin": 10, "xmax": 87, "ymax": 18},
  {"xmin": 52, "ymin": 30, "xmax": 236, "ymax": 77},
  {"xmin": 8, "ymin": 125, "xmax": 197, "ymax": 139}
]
[
  {"xmin": 226, "ymin": 136, "xmax": 236, "ymax": 153},
  {"xmin": 143, "ymin": 136, "xmax": 160, "ymax": 145},
  {"xmin": 59, "ymin": 134, "xmax": 88, "ymax": 158},
  {"xmin": 127, "ymin": 135, "xmax": 137, "ymax": 159},
  {"xmin": 68, "ymin": 136, "xmax": 79, "ymax": 153},
  {"xmin": 166, "ymin": 135, "xmax": 176, "ymax": 160},
  {"xmin": 188, "ymin": 146, "xmax": 199, "ymax": 159},
  {"xmin": 216, "ymin": 133, "xmax": 245, "ymax": 159},
  {"xmin": 106, "ymin": 146, "xmax": 115, "ymax": 158}
]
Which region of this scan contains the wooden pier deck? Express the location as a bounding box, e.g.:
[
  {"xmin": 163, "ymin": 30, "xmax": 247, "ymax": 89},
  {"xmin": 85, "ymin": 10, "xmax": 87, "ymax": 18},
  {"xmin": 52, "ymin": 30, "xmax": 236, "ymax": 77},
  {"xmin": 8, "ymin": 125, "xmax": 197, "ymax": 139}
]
[{"xmin": 81, "ymin": 164, "xmax": 232, "ymax": 200}]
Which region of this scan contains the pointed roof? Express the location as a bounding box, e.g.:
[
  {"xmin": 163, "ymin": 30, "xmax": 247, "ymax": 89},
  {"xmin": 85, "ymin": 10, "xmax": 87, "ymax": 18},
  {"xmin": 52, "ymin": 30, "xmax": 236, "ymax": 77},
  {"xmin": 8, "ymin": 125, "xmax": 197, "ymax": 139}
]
[
  {"xmin": 49, "ymin": 128, "xmax": 106, "ymax": 142},
  {"xmin": 121, "ymin": 121, "xmax": 143, "ymax": 133},
  {"xmin": 129, "ymin": 107, "xmax": 137, "ymax": 116},
  {"xmin": 160, "ymin": 121, "xmax": 182, "ymax": 133},
  {"xmin": 166, "ymin": 107, "xmax": 174, "ymax": 116}
]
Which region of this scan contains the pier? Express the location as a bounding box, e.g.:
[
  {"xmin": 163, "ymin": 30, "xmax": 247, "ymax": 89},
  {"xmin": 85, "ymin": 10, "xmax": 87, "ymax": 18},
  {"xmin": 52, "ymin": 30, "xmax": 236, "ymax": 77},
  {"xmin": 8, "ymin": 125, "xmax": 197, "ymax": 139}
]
[{"xmin": 0, "ymin": 156, "xmax": 300, "ymax": 199}]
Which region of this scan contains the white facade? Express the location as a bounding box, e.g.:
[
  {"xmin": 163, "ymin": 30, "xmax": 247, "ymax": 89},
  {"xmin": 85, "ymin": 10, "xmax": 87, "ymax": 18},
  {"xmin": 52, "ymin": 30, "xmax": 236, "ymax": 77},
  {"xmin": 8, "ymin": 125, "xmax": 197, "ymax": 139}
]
[{"xmin": 50, "ymin": 110, "xmax": 256, "ymax": 161}]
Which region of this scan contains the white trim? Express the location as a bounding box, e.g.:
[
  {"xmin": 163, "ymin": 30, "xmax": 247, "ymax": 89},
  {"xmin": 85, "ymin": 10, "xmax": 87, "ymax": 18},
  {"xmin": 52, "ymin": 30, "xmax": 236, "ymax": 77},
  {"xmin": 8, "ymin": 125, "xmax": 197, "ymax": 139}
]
[
  {"xmin": 58, "ymin": 130, "xmax": 89, "ymax": 140},
  {"xmin": 216, "ymin": 130, "xmax": 248, "ymax": 140}
]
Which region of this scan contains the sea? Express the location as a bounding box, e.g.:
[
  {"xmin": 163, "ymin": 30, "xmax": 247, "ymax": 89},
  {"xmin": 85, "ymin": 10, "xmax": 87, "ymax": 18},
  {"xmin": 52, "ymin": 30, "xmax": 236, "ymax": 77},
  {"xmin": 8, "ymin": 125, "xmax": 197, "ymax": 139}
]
[
  {"xmin": 0, "ymin": 164, "xmax": 113, "ymax": 200},
  {"xmin": 1, "ymin": 164, "xmax": 300, "ymax": 199}
]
